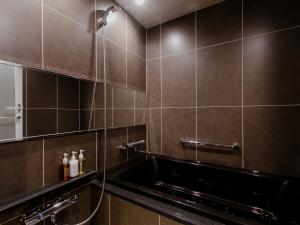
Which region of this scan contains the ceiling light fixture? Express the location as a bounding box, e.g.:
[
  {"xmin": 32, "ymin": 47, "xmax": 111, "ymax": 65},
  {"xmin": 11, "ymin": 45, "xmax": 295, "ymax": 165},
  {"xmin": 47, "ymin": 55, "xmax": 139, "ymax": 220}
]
[{"xmin": 135, "ymin": 0, "xmax": 145, "ymax": 5}]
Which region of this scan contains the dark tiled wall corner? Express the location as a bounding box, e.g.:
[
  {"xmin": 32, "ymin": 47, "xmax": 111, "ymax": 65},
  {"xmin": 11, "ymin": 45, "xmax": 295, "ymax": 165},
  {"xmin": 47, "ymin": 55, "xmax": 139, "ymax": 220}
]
[
  {"xmin": 146, "ymin": 0, "xmax": 300, "ymax": 176},
  {"xmin": 98, "ymin": 125, "xmax": 147, "ymax": 172}
]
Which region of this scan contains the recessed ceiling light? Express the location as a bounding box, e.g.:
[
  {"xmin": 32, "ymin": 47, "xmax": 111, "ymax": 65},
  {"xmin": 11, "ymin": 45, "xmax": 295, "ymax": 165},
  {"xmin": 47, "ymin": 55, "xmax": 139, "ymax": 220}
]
[{"xmin": 135, "ymin": 0, "xmax": 145, "ymax": 5}]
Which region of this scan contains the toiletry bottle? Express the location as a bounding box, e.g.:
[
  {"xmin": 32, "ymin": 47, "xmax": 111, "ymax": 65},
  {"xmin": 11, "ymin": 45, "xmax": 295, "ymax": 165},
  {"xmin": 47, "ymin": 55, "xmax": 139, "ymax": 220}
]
[
  {"xmin": 69, "ymin": 151, "xmax": 79, "ymax": 178},
  {"xmin": 79, "ymin": 149, "xmax": 87, "ymax": 175},
  {"xmin": 62, "ymin": 153, "xmax": 70, "ymax": 181}
]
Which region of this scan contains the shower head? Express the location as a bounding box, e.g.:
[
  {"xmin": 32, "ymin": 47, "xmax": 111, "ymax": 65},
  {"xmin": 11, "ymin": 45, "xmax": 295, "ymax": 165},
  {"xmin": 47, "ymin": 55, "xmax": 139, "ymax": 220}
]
[{"xmin": 96, "ymin": 6, "xmax": 120, "ymax": 29}]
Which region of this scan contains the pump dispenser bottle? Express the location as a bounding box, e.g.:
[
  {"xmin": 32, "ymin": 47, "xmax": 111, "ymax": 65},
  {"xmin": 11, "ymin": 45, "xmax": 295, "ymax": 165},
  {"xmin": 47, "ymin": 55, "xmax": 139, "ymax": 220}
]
[
  {"xmin": 62, "ymin": 153, "xmax": 70, "ymax": 181},
  {"xmin": 79, "ymin": 149, "xmax": 86, "ymax": 175},
  {"xmin": 69, "ymin": 151, "xmax": 78, "ymax": 177}
]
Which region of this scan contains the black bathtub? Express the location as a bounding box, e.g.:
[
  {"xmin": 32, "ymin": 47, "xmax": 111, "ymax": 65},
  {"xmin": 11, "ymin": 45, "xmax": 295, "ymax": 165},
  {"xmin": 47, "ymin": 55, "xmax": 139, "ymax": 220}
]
[{"xmin": 107, "ymin": 155, "xmax": 299, "ymax": 225}]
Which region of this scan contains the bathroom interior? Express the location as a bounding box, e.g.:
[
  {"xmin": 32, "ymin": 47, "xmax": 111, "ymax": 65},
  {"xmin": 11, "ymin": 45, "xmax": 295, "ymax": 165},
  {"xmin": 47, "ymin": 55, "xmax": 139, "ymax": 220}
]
[{"xmin": 0, "ymin": 0, "xmax": 299, "ymax": 224}]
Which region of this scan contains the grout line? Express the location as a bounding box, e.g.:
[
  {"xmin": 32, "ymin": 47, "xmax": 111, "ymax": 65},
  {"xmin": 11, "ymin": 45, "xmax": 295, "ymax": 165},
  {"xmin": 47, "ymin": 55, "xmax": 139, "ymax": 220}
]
[
  {"xmin": 146, "ymin": 105, "xmax": 300, "ymax": 108},
  {"xmin": 146, "ymin": 29, "xmax": 149, "ymax": 152},
  {"xmin": 43, "ymin": 3, "xmax": 95, "ymax": 33},
  {"xmin": 26, "ymin": 107, "xmax": 81, "ymax": 110},
  {"xmin": 79, "ymin": 80, "xmax": 81, "ymax": 130},
  {"xmin": 42, "ymin": 138, "xmax": 45, "ymax": 187},
  {"xmin": 112, "ymin": 87, "xmax": 114, "ymax": 127},
  {"xmin": 194, "ymin": 10, "xmax": 198, "ymax": 161},
  {"xmin": 133, "ymin": 91, "xmax": 136, "ymax": 125},
  {"xmin": 96, "ymin": 132, "xmax": 98, "ymax": 172},
  {"xmin": 41, "ymin": 0, "xmax": 44, "ymax": 69},
  {"xmin": 108, "ymin": 195, "xmax": 111, "ymax": 225},
  {"xmin": 159, "ymin": 24, "xmax": 163, "ymax": 156},
  {"xmin": 24, "ymin": 105, "xmax": 300, "ymax": 110},
  {"xmin": 244, "ymin": 104, "xmax": 300, "ymax": 107},
  {"xmin": 126, "ymin": 128, "xmax": 129, "ymax": 161},
  {"xmin": 104, "ymin": 37, "xmax": 146, "ymax": 61},
  {"xmin": 56, "ymin": 75, "xmax": 58, "ymax": 133},
  {"xmin": 95, "ymin": 5, "xmax": 98, "ymax": 82},
  {"xmin": 241, "ymin": 0, "xmax": 245, "ymax": 168},
  {"xmin": 25, "ymin": 68, "xmax": 28, "ymax": 137},
  {"xmin": 147, "ymin": 39, "xmax": 241, "ymax": 62},
  {"xmin": 125, "ymin": 13, "xmax": 128, "ymax": 88},
  {"xmin": 243, "ymin": 25, "xmax": 300, "ymax": 40},
  {"xmin": 146, "ymin": 24, "xmax": 300, "ymax": 62}
]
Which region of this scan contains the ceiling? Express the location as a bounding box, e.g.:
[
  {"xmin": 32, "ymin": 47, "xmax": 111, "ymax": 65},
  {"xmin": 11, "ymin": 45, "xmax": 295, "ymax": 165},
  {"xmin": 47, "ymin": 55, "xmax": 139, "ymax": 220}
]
[{"xmin": 115, "ymin": 0, "xmax": 224, "ymax": 28}]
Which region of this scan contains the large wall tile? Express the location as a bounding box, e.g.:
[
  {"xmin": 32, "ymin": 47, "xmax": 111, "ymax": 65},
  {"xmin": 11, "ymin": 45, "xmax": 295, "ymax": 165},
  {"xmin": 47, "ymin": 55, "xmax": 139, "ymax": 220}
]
[
  {"xmin": 58, "ymin": 109, "xmax": 79, "ymax": 133},
  {"xmin": 148, "ymin": 109, "xmax": 161, "ymax": 155},
  {"xmin": 80, "ymin": 80, "xmax": 95, "ymax": 110},
  {"xmin": 93, "ymin": 193, "xmax": 109, "ymax": 225},
  {"xmin": 244, "ymin": 28, "xmax": 300, "ymax": 105},
  {"xmin": 26, "ymin": 69, "xmax": 57, "ymax": 108},
  {"xmin": 110, "ymin": 195, "xmax": 158, "ymax": 225},
  {"xmin": 104, "ymin": 40, "xmax": 126, "ymax": 86},
  {"xmin": 97, "ymin": 35, "xmax": 104, "ymax": 81},
  {"xmin": 160, "ymin": 216, "xmax": 182, "ymax": 225},
  {"xmin": 127, "ymin": 15, "xmax": 146, "ymax": 58},
  {"xmin": 147, "ymin": 25, "xmax": 161, "ymax": 59},
  {"xmin": 99, "ymin": 128, "xmax": 127, "ymax": 170},
  {"xmin": 80, "ymin": 109, "xmax": 95, "ymax": 130},
  {"xmin": 197, "ymin": 41, "xmax": 242, "ymax": 106},
  {"xmin": 197, "ymin": 0, "xmax": 242, "ymax": 48},
  {"xmin": 162, "ymin": 51, "xmax": 195, "ymax": 107},
  {"xmin": 106, "ymin": 84, "xmax": 113, "ymax": 109},
  {"xmin": 113, "ymin": 87, "xmax": 134, "ymax": 109},
  {"xmin": 0, "ymin": 140, "xmax": 43, "ymax": 202},
  {"xmin": 58, "ymin": 75, "xmax": 79, "ymax": 109},
  {"xmin": 243, "ymin": 0, "xmax": 300, "ymax": 37},
  {"xmin": 161, "ymin": 13, "xmax": 195, "ymax": 56},
  {"xmin": 103, "ymin": 8, "xmax": 127, "ymax": 47},
  {"xmin": 44, "ymin": 132, "xmax": 96, "ymax": 187},
  {"xmin": 44, "ymin": 0, "xmax": 96, "ymax": 31},
  {"xmin": 147, "ymin": 59, "xmax": 161, "ymax": 108},
  {"xmin": 244, "ymin": 106, "xmax": 300, "ymax": 177},
  {"xmin": 0, "ymin": 0, "xmax": 42, "ymax": 68},
  {"xmin": 95, "ymin": 82, "xmax": 105, "ymax": 109},
  {"xmin": 162, "ymin": 108, "xmax": 196, "ymax": 160},
  {"xmin": 127, "ymin": 53, "xmax": 146, "ymax": 91},
  {"xmin": 135, "ymin": 91, "xmax": 146, "ymax": 108},
  {"xmin": 95, "ymin": 109, "xmax": 105, "ymax": 129},
  {"xmin": 27, "ymin": 109, "xmax": 57, "ymax": 136},
  {"xmin": 135, "ymin": 109, "xmax": 146, "ymax": 125},
  {"xmin": 113, "ymin": 109, "xmax": 134, "ymax": 127},
  {"xmin": 197, "ymin": 107, "xmax": 242, "ymax": 168},
  {"xmin": 44, "ymin": 6, "xmax": 96, "ymax": 79}
]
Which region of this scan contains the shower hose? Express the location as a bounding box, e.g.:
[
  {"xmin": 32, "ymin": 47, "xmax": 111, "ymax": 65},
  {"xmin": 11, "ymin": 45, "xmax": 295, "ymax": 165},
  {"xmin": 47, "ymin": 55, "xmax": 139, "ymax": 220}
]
[{"xmin": 69, "ymin": 27, "xmax": 107, "ymax": 225}]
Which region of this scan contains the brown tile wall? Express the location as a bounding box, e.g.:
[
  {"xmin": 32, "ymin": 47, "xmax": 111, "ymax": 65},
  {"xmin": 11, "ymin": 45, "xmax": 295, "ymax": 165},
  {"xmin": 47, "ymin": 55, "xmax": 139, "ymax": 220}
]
[
  {"xmin": 0, "ymin": 0, "xmax": 147, "ymax": 224},
  {"xmin": 146, "ymin": 0, "xmax": 300, "ymax": 176},
  {"xmin": 95, "ymin": 193, "xmax": 182, "ymax": 225}
]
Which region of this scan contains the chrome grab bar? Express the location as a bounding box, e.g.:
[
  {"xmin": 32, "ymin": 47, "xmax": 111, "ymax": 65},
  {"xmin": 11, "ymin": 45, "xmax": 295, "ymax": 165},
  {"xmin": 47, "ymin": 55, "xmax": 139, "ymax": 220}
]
[
  {"xmin": 180, "ymin": 138, "xmax": 240, "ymax": 154},
  {"xmin": 117, "ymin": 140, "xmax": 147, "ymax": 153},
  {"xmin": 118, "ymin": 140, "xmax": 146, "ymax": 152},
  {"xmin": 21, "ymin": 195, "xmax": 79, "ymax": 225}
]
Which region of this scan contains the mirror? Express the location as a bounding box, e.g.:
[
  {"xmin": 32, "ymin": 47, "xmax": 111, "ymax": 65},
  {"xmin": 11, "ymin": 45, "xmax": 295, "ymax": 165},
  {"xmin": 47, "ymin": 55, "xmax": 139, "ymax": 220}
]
[
  {"xmin": 0, "ymin": 59, "xmax": 146, "ymax": 143},
  {"xmin": 0, "ymin": 60, "xmax": 105, "ymax": 142}
]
